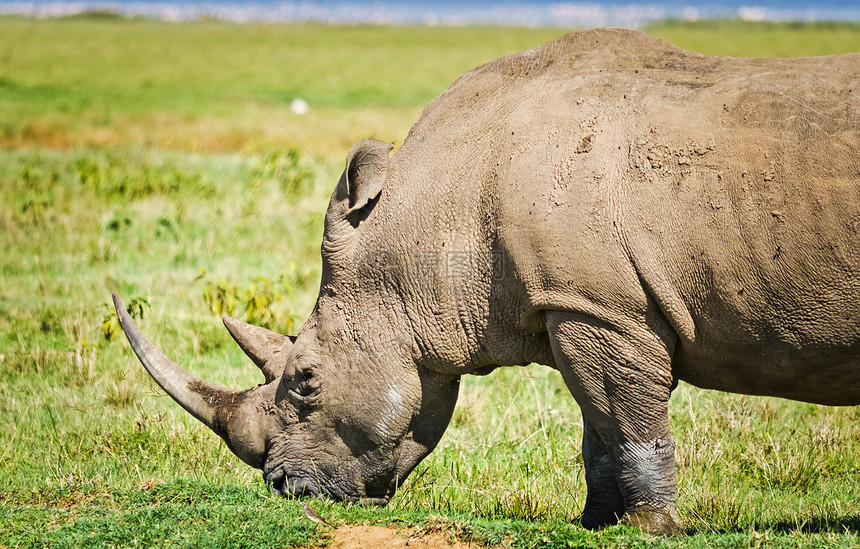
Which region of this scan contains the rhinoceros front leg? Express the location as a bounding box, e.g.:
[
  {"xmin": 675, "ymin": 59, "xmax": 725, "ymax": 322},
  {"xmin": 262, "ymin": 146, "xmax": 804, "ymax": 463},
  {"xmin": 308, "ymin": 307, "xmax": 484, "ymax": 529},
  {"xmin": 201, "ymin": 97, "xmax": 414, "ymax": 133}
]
[{"xmin": 546, "ymin": 310, "xmax": 680, "ymax": 535}]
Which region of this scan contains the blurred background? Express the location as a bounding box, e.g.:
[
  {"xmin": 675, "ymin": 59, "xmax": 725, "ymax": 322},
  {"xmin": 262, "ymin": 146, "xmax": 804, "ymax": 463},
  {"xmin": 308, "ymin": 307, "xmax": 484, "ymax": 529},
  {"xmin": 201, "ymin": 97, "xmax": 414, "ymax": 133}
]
[{"xmin": 4, "ymin": 0, "xmax": 860, "ymax": 27}]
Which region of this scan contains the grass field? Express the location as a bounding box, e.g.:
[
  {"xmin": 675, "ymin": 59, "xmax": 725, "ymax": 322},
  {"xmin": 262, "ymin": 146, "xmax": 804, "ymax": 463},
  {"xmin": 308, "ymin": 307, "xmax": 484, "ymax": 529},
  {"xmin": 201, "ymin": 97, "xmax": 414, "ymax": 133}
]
[{"xmin": 1, "ymin": 16, "xmax": 859, "ymax": 548}]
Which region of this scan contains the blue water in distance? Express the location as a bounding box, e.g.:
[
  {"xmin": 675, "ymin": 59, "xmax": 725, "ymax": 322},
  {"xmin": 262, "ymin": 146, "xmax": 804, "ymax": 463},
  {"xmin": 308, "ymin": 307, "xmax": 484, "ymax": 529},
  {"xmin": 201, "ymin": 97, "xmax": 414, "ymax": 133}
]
[{"xmin": 1, "ymin": 0, "xmax": 858, "ymax": 26}]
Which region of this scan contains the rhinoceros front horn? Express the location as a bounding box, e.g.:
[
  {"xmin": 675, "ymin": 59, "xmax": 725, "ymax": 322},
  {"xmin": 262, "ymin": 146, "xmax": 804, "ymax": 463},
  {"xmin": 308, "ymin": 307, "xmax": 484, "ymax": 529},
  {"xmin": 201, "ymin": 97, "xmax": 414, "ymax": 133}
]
[{"xmin": 112, "ymin": 293, "xmax": 276, "ymax": 469}]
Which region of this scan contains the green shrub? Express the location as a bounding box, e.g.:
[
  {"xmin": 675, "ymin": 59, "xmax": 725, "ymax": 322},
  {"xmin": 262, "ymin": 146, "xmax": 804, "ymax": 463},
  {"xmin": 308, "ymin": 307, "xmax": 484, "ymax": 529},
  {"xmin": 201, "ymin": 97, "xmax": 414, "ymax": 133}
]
[{"xmin": 197, "ymin": 265, "xmax": 312, "ymax": 334}]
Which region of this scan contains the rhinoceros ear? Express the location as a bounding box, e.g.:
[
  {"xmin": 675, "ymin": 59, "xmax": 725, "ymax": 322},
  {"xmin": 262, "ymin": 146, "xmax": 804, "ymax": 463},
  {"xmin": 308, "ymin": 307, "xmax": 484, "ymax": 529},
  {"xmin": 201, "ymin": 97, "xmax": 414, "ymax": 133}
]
[{"xmin": 336, "ymin": 139, "xmax": 393, "ymax": 216}]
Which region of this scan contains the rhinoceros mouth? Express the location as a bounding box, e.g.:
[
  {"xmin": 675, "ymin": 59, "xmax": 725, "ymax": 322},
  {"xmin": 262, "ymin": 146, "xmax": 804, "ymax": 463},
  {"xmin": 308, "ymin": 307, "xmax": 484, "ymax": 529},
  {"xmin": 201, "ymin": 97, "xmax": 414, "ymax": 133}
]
[{"xmin": 264, "ymin": 469, "xmax": 391, "ymax": 505}]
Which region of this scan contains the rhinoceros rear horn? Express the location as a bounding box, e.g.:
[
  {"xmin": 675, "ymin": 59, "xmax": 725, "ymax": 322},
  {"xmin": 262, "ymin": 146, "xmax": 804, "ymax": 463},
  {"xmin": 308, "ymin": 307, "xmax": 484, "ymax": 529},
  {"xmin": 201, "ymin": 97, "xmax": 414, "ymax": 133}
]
[
  {"xmin": 113, "ymin": 293, "xmax": 271, "ymax": 469},
  {"xmin": 222, "ymin": 316, "xmax": 295, "ymax": 383}
]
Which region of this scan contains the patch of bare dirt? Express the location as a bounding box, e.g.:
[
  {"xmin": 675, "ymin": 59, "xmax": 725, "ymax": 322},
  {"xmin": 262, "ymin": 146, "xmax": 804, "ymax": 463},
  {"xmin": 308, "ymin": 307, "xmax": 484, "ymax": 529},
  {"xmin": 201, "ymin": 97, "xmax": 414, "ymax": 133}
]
[{"xmin": 312, "ymin": 524, "xmax": 493, "ymax": 549}]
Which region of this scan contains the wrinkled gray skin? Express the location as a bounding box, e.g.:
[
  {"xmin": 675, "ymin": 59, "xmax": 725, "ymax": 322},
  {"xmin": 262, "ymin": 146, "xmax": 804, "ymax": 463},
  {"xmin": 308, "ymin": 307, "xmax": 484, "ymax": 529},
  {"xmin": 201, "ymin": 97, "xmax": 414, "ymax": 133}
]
[{"xmin": 115, "ymin": 28, "xmax": 860, "ymax": 535}]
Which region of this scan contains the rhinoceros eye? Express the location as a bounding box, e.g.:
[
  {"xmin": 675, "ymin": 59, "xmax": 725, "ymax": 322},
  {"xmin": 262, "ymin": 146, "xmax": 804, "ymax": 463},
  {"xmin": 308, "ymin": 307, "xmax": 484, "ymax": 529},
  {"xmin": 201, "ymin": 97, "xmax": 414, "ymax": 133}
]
[{"xmin": 294, "ymin": 369, "xmax": 320, "ymax": 400}]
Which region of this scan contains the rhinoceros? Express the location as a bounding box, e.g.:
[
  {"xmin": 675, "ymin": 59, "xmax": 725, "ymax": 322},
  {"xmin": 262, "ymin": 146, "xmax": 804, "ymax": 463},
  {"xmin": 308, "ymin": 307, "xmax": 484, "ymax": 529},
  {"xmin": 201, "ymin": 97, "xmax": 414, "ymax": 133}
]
[{"xmin": 113, "ymin": 28, "xmax": 859, "ymax": 534}]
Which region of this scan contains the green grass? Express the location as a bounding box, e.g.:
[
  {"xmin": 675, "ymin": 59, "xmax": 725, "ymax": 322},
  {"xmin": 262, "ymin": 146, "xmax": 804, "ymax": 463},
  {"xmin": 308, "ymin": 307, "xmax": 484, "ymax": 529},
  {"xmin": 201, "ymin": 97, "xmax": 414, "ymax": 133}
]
[
  {"xmin": 647, "ymin": 19, "xmax": 860, "ymax": 56},
  {"xmin": 1, "ymin": 16, "xmax": 859, "ymax": 548},
  {"xmin": 0, "ymin": 19, "xmax": 564, "ymax": 153}
]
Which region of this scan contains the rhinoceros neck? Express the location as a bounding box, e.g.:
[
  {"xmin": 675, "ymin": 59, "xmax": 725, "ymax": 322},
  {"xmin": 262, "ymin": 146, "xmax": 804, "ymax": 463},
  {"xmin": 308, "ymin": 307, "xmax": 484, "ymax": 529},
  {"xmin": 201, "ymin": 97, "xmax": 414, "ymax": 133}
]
[{"xmin": 352, "ymin": 142, "xmax": 556, "ymax": 375}]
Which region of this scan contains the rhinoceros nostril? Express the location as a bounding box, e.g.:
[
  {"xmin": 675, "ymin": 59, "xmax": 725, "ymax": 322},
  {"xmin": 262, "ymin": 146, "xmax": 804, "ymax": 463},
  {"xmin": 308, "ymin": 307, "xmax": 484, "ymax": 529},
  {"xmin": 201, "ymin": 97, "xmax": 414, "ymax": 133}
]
[
  {"xmin": 266, "ymin": 470, "xmax": 287, "ymax": 495},
  {"xmin": 287, "ymin": 478, "xmax": 316, "ymax": 498}
]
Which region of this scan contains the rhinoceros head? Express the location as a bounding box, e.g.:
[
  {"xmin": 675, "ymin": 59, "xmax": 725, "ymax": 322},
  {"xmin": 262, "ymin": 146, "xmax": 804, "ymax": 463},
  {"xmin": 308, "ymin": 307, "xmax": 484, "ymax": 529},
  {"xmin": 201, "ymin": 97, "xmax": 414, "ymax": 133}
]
[{"xmin": 115, "ymin": 139, "xmax": 461, "ymax": 504}]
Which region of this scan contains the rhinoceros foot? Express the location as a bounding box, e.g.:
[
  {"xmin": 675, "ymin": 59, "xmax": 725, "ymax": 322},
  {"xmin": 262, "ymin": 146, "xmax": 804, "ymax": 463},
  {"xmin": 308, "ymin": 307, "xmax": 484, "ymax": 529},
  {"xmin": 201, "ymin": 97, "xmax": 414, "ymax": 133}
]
[{"xmin": 620, "ymin": 503, "xmax": 680, "ymax": 536}]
